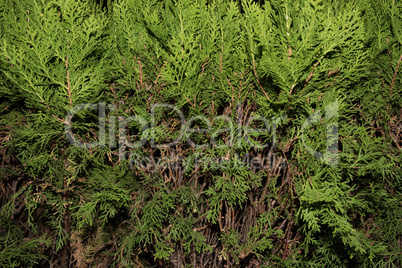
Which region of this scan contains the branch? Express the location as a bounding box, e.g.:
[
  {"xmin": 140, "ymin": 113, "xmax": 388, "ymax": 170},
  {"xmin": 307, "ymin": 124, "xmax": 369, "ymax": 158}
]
[
  {"xmin": 303, "ymin": 61, "xmax": 319, "ymax": 89},
  {"xmin": 252, "ymin": 59, "xmax": 270, "ymax": 101},
  {"xmin": 137, "ymin": 59, "xmax": 144, "ymax": 89}
]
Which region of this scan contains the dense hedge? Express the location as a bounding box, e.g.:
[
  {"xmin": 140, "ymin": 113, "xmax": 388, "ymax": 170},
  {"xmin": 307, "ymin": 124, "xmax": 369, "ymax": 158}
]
[{"xmin": 0, "ymin": 0, "xmax": 401, "ymax": 267}]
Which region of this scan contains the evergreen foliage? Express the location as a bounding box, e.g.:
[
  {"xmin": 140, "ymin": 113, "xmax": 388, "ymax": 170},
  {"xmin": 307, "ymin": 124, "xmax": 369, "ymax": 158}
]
[{"xmin": 0, "ymin": 0, "xmax": 400, "ymax": 267}]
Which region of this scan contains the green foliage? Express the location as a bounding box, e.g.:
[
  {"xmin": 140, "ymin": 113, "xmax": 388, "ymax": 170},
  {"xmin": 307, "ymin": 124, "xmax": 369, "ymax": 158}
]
[{"xmin": 0, "ymin": 0, "xmax": 400, "ymax": 267}]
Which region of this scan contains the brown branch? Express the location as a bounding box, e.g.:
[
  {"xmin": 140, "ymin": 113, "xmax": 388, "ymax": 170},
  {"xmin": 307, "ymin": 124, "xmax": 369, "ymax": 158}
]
[
  {"xmin": 201, "ymin": 57, "xmax": 209, "ymax": 78},
  {"xmin": 282, "ymin": 212, "xmax": 294, "ymax": 260},
  {"xmin": 287, "ymin": 46, "xmax": 292, "ymax": 61},
  {"xmin": 357, "ymin": 104, "xmax": 375, "ymax": 128},
  {"xmin": 323, "ymin": 72, "xmax": 339, "ymax": 88},
  {"xmin": 138, "ymin": 59, "xmax": 144, "ymax": 89},
  {"xmin": 110, "ymin": 83, "xmax": 118, "ymax": 107},
  {"xmin": 154, "ymin": 64, "xmax": 163, "ymax": 85},
  {"xmin": 184, "ymin": 95, "xmax": 195, "ymax": 108},
  {"xmin": 252, "ymin": 59, "xmax": 270, "ymax": 101},
  {"xmin": 226, "ymin": 78, "xmax": 235, "ymax": 105},
  {"xmin": 303, "ymin": 61, "xmax": 319, "ymax": 89},
  {"xmin": 40, "ymin": 98, "xmax": 69, "ymax": 124},
  {"xmin": 52, "ymin": 114, "xmax": 68, "ymax": 125}
]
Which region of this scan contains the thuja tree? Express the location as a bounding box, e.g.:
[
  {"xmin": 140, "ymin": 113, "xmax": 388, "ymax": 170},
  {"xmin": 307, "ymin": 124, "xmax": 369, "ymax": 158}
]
[
  {"xmin": 245, "ymin": 0, "xmax": 401, "ymax": 266},
  {"xmin": 0, "ymin": 0, "xmax": 400, "ymax": 267},
  {"xmin": 0, "ymin": 0, "xmax": 114, "ymax": 266}
]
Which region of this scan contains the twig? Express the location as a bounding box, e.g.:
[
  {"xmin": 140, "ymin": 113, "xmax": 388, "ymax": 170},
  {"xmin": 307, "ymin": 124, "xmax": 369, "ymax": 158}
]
[
  {"xmin": 226, "ymin": 78, "xmax": 235, "ymax": 105},
  {"xmin": 184, "ymin": 96, "xmax": 195, "ymax": 108},
  {"xmin": 201, "ymin": 57, "xmax": 209, "ymax": 78},
  {"xmin": 154, "ymin": 64, "xmax": 163, "ymax": 85},
  {"xmin": 52, "ymin": 114, "xmax": 68, "ymax": 125},
  {"xmin": 137, "ymin": 59, "xmax": 144, "ymax": 89},
  {"xmin": 252, "ymin": 59, "xmax": 270, "ymax": 101},
  {"xmin": 303, "ymin": 61, "xmax": 319, "ymax": 89}
]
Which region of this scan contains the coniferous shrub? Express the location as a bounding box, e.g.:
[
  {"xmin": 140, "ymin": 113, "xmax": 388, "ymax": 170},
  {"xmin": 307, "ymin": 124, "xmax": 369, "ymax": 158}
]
[{"xmin": 0, "ymin": 0, "xmax": 400, "ymax": 267}]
